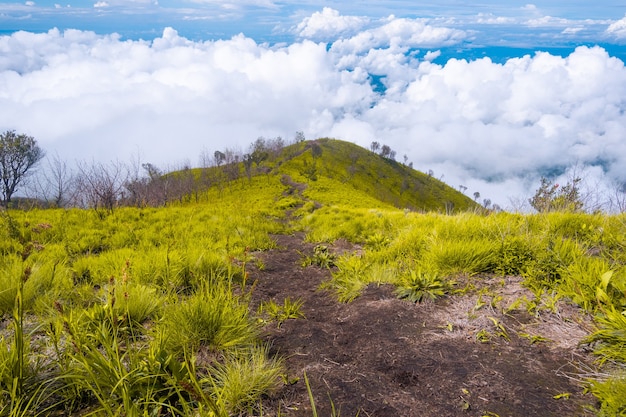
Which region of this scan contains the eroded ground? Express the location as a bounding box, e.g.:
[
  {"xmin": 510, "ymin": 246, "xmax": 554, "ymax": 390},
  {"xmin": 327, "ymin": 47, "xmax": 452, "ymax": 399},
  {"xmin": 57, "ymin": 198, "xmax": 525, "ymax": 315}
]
[{"xmin": 251, "ymin": 234, "xmax": 598, "ymax": 417}]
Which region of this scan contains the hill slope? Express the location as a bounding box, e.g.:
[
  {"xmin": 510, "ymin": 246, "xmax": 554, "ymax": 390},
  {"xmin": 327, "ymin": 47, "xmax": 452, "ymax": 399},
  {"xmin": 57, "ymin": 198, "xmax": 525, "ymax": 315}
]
[{"xmin": 250, "ymin": 138, "xmax": 477, "ymax": 212}]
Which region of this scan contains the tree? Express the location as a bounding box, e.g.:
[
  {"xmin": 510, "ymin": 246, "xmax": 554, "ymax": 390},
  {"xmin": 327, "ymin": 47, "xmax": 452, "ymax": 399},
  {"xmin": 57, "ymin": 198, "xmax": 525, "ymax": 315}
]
[
  {"xmin": 0, "ymin": 130, "xmax": 44, "ymax": 207},
  {"xmin": 250, "ymin": 137, "xmax": 269, "ymax": 167},
  {"xmin": 370, "ymin": 141, "xmax": 380, "ymax": 153},
  {"xmin": 37, "ymin": 152, "xmax": 74, "ymax": 207},
  {"xmin": 75, "ymin": 160, "xmax": 128, "ymax": 214},
  {"xmin": 213, "ymin": 151, "xmax": 226, "ymax": 167},
  {"xmin": 294, "ymin": 131, "xmax": 305, "ymax": 143},
  {"xmin": 529, "ymin": 176, "xmax": 583, "ymax": 213},
  {"xmin": 609, "ymin": 181, "xmax": 626, "ymax": 213}
]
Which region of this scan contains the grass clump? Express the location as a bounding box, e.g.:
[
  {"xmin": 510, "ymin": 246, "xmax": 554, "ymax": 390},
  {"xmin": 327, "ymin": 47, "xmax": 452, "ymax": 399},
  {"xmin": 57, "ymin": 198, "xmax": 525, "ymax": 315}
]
[
  {"xmin": 159, "ymin": 284, "xmax": 257, "ymax": 355},
  {"xmin": 209, "ymin": 347, "xmax": 283, "ymax": 415},
  {"xmin": 259, "ymin": 297, "xmax": 306, "ymax": 327},
  {"xmin": 321, "ymin": 255, "xmax": 376, "ymax": 303}
]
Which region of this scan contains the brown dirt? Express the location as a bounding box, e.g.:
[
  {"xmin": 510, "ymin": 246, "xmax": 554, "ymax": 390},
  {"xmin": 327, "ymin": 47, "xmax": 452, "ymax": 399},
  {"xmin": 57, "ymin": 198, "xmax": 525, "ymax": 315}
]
[{"xmin": 249, "ymin": 233, "xmax": 599, "ymax": 417}]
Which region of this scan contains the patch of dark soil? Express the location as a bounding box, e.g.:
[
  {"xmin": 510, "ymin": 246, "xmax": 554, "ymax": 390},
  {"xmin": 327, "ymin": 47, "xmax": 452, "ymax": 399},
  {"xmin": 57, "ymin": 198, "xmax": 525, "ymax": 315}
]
[{"xmin": 250, "ymin": 234, "xmax": 597, "ymax": 417}]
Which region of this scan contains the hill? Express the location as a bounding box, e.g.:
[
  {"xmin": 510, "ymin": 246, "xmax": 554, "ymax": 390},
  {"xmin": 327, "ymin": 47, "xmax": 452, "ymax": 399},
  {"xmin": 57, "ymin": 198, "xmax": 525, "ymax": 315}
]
[{"xmin": 206, "ymin": 138, "xmax": 478, "ymax": 213}]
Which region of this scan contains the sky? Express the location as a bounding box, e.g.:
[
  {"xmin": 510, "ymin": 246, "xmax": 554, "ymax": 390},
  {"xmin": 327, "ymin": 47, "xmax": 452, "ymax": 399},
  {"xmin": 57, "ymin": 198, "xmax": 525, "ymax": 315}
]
[{"xmin": 2, "ymin": 1, "xmax": 626, "ymax": 209}]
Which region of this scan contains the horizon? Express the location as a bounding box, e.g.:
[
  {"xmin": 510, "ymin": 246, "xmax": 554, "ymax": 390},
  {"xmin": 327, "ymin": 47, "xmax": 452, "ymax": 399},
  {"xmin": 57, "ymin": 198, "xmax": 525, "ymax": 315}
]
[{"xmin": 2, "ymin": 1, "xmax": 626, "ymax": 208}]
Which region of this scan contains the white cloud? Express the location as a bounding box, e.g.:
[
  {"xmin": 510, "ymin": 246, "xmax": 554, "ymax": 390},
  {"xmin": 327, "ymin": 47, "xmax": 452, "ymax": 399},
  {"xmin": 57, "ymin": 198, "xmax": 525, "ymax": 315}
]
[
  {"xmin": 328, "ymin": 16, "xmax": 466, "ymax": 58},
  {"xmin": 94, "ymin": 1, "xmax": 108, "ymax": 7},
  {"xmin": 562, "ymin": 27, "xmax": 583, "ymax": 35},
  {"xmin": 296, "ymin": 7, "xmax": 368, "ymax": 39},
  {"xmin": 606, "ymin": 15, "xmax": 626, "ymax": 39},
  {"xmin": 475, "ymin": 14, "xmax": 515, "ymax": 25},
  {"xmin": 526, "ymin": 16, "xmax": 569, "ymax": 27},
  {"xmin": 25, "ymin": 1, "xmax": 35, "ymax": 6},
  {"xmin": 186, "ymin": 0, "xmax": 277, "ymax": 9},
  {"xmin": 1, "ymin": 18, "xmax": 625, "ymax": 208},
  {"xmin": 521, "ymin": 4, "xmax": 538, "ymax": 13},
  {"xmin": 423, "ymin": 50, "xmax": 441, "ymax": 62}
]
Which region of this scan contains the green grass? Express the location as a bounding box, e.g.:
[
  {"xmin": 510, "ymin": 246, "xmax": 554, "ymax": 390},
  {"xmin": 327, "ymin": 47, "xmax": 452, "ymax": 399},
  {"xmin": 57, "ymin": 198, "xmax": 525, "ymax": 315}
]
[
  {"xmin": 159, "ymin": 284, "xmax": 257, "ymax": 355},
  {"xmin": 2, "ymin": 140, "xmax": 626, "ymax": 415}
]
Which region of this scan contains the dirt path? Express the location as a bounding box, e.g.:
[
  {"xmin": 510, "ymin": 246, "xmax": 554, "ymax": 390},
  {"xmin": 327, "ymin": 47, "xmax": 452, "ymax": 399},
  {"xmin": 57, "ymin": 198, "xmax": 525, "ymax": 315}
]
[{"xmin": 250, "ymin": 233, "xmax": 596, "ymax": 417}]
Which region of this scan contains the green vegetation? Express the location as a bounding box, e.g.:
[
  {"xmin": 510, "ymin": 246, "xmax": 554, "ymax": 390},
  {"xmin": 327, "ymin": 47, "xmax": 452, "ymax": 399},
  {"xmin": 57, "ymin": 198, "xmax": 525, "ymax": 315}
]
[{"xmin": 1, "ymin": 138, "xmax": 626, "ymax": 415}]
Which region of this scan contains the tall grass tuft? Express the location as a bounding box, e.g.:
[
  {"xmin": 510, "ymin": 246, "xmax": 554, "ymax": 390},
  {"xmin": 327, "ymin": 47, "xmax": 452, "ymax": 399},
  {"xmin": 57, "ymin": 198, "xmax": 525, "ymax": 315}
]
[
  {"xmin": 321, "ymin": 255, "xmax": 371, "ymax": 302},
  {"xmin": 586, "ymin": 371, "xmax": 626, "ymax": 417},
  {"xmin": 159, "ymin": 284, "xmax": 257, "ymax": 355},
  {"xmin": 421, "ymin": 237, "xmax": 496, "ymax": 276},
  {"xmin": 209, "ymin": 346, "xmax": 283, "ymax": 415}
]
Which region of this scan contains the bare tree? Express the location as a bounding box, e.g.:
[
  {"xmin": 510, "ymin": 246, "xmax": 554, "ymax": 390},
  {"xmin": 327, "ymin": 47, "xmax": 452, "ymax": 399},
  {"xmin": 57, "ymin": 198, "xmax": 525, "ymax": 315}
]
[
  {"xmin": 199, "ymin": 147, "xmax": 212, "ymax": 168},
  {"xmin": 75, "ymin": 160, "xmax": 128, "ymax": 214},
  {"xmin": 223, "ymin": 148, "xmax": 241, "ymax": 181},
  {"xmin": 35, "ymin": 152, "xmax": 75, "ymax": 207},
  {"xmin": 607, "ymin": 181, "xmax": 626, "ymax": 212},
  {"xmin": 0, "ymin": 130, "xmax": 45, "ymax": 207}
]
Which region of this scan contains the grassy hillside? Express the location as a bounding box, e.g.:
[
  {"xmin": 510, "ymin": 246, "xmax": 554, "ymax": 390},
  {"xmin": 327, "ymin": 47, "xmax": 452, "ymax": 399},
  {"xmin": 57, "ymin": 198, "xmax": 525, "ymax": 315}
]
[
  {"xmin": 189, "ymin": 138, "xmax": 477, "ymax": 213},
  {"xmin": 268, "ymin": 138, "xmax": 478, "ymax": 212},
  {"xmin": 1, "ymin": 139, "xmax": 625, "ymax": 416}
]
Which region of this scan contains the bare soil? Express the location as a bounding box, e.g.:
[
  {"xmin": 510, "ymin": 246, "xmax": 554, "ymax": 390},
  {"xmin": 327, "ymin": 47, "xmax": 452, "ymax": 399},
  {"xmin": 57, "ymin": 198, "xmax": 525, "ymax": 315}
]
[{"xmin": 250, "ymin": 233, "xmax": 599, "ymax": 417}]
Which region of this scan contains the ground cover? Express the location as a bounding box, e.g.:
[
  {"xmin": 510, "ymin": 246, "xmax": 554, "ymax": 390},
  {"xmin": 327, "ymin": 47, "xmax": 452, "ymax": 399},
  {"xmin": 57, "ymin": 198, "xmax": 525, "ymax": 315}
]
[
  {"xmin": 0, "ymin": 171, "xmax": 625, "ymax": 416},
  {"xmin": 251, "ymin": 233, "xmax": 597, "ymax": 417}
]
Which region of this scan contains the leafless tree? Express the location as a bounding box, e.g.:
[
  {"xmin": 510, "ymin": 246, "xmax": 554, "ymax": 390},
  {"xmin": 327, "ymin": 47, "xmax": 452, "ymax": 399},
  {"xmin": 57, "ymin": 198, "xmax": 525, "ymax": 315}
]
[
  {"xmin": 223, "ymin": 148, "xmax": 241, "ymax": 182},
  {"xmin": 607, "ymin": 181, "xmax": 626, "ymax": 213},
  {"xmin": 75, "ymin": 160, "xmax": 128, "ymax": 215},
  {"xmin": 32, "ymin": 152, "xmax": 75, "ymax": 207}
]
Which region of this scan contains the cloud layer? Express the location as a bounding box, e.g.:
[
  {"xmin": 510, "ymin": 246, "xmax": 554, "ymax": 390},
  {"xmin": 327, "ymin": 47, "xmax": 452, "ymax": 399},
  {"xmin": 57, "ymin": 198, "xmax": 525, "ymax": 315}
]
[{"xmin": 1, "ymin": 9, "xmax": 626, "ymax": 207}]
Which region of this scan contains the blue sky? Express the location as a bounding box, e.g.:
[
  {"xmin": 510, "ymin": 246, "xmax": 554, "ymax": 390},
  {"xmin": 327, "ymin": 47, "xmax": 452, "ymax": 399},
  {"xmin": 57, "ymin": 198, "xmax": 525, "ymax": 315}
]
[
  {"xmin": 2, "ymin": 1, "xmax": 626, "ymax": 45},
  {"xmin": 1, "ymin": 1, "xmax": 626, "ymax": 208}
]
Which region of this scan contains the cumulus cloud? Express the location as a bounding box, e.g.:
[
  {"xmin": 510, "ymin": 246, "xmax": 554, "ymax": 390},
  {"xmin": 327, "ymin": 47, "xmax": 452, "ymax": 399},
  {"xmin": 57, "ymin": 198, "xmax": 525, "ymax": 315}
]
[
  {"xmin": 327, "ymin": 18, "xmax": 467, "ymax": 66},
  {"xmin": 423, "ymin": 50, "xmax": 440, "ymax": 62},
  {"xmin": 606, "ymin": 15, "xmax": 626, "ymax": 39},
  {"xmin": 296, "ymin": 7, "xmax": 369, "ymax": 39},
  {"xmin": 1, "ymin": 13, "xmax": 626, "ymax": 208}
]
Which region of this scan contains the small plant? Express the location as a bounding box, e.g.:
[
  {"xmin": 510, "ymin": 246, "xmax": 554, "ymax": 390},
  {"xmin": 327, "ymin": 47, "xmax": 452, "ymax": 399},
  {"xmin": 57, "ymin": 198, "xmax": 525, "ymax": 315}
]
[
  {"xmin": 300, "ymin": 245, "xmax": 336, "ymax": 268},
  {"xmin": 476, "ymin": 329, "xmax": 491, "ymax": 343},
  {"xmin": 585, "ymin": 371, "xmax": 626, "ymax": 417},
  {"xmin": 488, "ymin": 317, "xmax": 510, "ymax": 341},
  {"xmin": 303, "ymin": 371, "xmax": 341, "ymax": 417},
  {"xmin": 395, "ymin": 269, "xmax": 453, "ymax": 303},
  {"xmin": 259, "ymin": 298, "xmax": 305, "ymax": 327},
  {"xmin": 583, "ymin": 307, "xmax": 626, "ymax": 364},
  {"xmin": 519, "ymin": 332, "xmax": 551, "ymax": 345}
]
